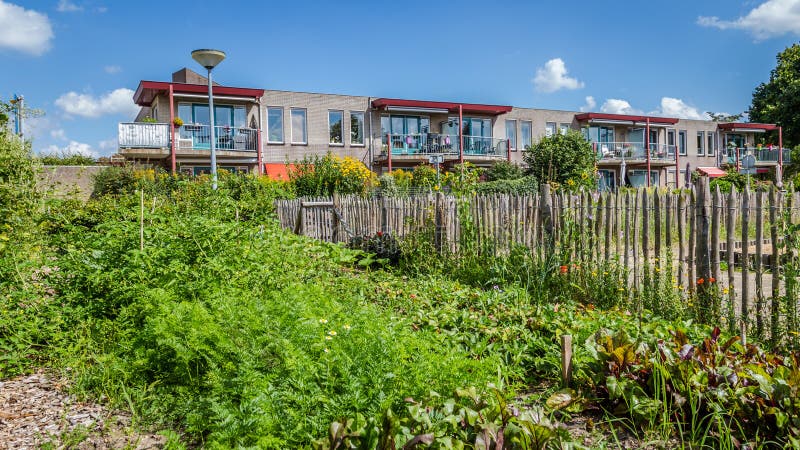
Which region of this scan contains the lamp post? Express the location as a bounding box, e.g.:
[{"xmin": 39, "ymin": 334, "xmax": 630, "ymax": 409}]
[{"xmin": 191, "ymin": 49, "xmax": 226, "ymax": 189}]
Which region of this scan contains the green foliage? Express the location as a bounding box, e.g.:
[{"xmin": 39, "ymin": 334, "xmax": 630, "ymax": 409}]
[
  {"xmin": 484, "ymin": 160, "xmax": 524, "ymax": 182},
  {"xmin": 91, "ymin": 165, "xmax": 138, "ymax": 197},
  {"xmin": 441, "ymin": 162, "xmax": 482, "ymax": 194},
  {"xmin": 473, "ymin": 176, "xmax": 538, "ymax": 195},
  {"xmin": 37, "ymin": 151, "xmax": 96, "ymax": 166},
  {"xmin": 410, "ymin": 164, "xmax": 436, "ymax": 189},
  {"xmin": 749, "ymin": 43, "xmax": 800, "ymax": 146},
  {"xmin": 523, "ymin": 130, "xmax": 596, "ymax": 191},
  {"xmin": 290, "ymin": 153, "xmax": 375, "ymax": 196},
  {"xmin": 709, "ymin": 169, "xmax": 747, "ymax": 193},
  {"xmin": 314, "ymin": 387, "xmax": 572, "ymax": 450}
]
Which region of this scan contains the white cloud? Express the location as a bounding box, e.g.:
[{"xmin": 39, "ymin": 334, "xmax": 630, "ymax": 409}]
[
  {"xmin": 533, "ymin": 58, "xmax": 584, "ymax": 93},
  {"xmin": 55, "ymin": 88, "xmax": 138, "ymax": 119},
  {"xmin": 56, "ymin": 0, "xmax": 82, "ymax": 12},
  {"xmin": 104, "ymin": 65, "xmax": 121, "ymax": 74},
  {"xmin": 43, "ymin": 140, "xmax": 97, "ymax": 158},
  {"xmin": 653, "ymin": 97, "xmax": 707, "ymax": 120},
  {"xmin": 50, "ymin": 128, "xmax": 67, "ymax": 140},
  {"xmin": 0, "ymin": 1, "xmax": 53, "ymax": 55},
  {"xmin": 698, "ymin": 0, "xmax": 800, "ymax": 40},
  {"xmin": 579, "ymin": 96, "xmax": 596, "ymax": 112},
  {"xmin": 98, "ymin": 139, "xmax": 116, "ymax": 152},
  {"xmin": 600, "ymin": 99, "xmax": 643, "ymax": 115}
]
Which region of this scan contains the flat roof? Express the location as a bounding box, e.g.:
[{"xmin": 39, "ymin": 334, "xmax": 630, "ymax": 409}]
[
  {"xmin": 371, "ymin": 98, "xmax": 512, "ymax": 116},
  {"xmin": 133, "ymin": 81, "xmax": 265, "ymax": 106},
  {"xmin": 574, "ymin": 112, "xmax": 679, "ymax": 125},
  {"xmin": 717, "ymin": 122, "xmax": 778, "ymax": 131}
]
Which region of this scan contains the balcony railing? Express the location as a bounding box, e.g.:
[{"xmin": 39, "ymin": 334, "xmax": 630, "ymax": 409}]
[
  {"xmin": 721, "ymin": 147, "xmax": 792, "ymax": 165},
  {"xmin": 119, "ymin": 123, "xmax": 170, "ymax": 148},
  {"xmin": 594, "ymin": 142, "xmax": 676, "ymax": 162},
  {"xmin": 380, "ymin": 134, "xmax": 507, "ymax": 158},
  {"xmin": 178, "ymin": 124, "xmax": 258, "ymax": 152},
  {"xmin": 118, "ymin": 122, "xmax": 258, "ymax": 152}
]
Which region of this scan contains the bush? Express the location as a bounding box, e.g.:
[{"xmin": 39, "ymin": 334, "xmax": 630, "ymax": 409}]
[
  {"xmin": 473, "ymin": 175, "xmax": 538, "ymax": 194},
  {"xmin": 523, "ymin": 130, "xmax": 595, "ymax": 190},
  {"xmin": 38, "ymin": 151, "xmax": 96, "ymax": 166},
  {"xmin": 91, "ymin": 166, "xmax": 138, "ymax": 197},
  {"xmin": 484, "ymin": 160, "xmax": 524, "ymax": 182},
  {"xmin": 289, "ymin": 154, "xmax": 375, "ymax": 196}
]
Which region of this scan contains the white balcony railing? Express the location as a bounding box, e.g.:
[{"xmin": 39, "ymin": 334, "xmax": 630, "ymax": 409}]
[
  {"xmin": 118, "ymin": 123, "xmax": 170, "ymax": 148},
  {"xmin": 594, "ymin": 142, "xmax": 676, "ymax": 162},
  {"xmin": 380, "ymin": 134, "xmax": 507, "ymax": 158}
]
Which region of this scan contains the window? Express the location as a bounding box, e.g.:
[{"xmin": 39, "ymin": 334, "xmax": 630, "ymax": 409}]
[
  {"xmin": 667, "ymin": 130, "xmax": 676, "ymax": 155},
  {"xmin": 350, "ymin": 111, "xmax": 365, "ymax": 145},
  {"xmin": 267, "ymin": 107, "xmax": 283, "ymax": 143},
  {"xmin": 545, "ymin": 122, "xmax": 556, "ymax": 137},
  {"xmin": 505, "ymin": 120, "xmax": 517, "ymax": 150},
  {"xmin": 291, "ymin": 108, "xmax": 307, "ymax": 144},
  {"xmin": 559, "ymin": 123, "xmax": 570, "ymax": 135},
  {"xmin": 380, "ymin": 115, "xmax": 390, "ymax": 144},
  {"xmin": 520, "ymin": 121, "xmax": 532, "ymax": 151},
  {"xmin": 707, "ymin": 132, "xmax": 715, "ymax": 156},
  {"xmin": 697, "ymin": 131, "xmax": 705, "ymax": 156},
  {"xmin": 329, "ymin": 110, "xmax": 343, "ymax": 145},
  {"xmin": 678, "ymin": 130, "xmax": 687, "ymax": 155}
]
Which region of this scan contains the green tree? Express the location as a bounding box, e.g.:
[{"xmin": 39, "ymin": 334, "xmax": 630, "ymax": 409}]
[
  {"xmin": 523, "ymin": 130, "xmax": 595, "ymax": 190},
  {"xmin": 749, "ymin": 43, "xmax": 800, "ymax": 146}
]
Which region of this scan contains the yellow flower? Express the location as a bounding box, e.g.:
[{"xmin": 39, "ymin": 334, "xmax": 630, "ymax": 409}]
[
  {"xmin": 325, "ymin": 335, "xmax": 333, "ymax": 341},
  {"xmin": 328, "ymin": 330, "xmax": 337, "ymax": 336},
  {"xmin": 343, "ymin": 324, "xmax": 351, "ymax": 331},
  {"xmin": 319, "ymin": 318, "xmax": 328, "ymax": 324}
]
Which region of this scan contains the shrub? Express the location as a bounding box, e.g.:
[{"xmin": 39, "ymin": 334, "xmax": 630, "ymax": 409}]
[
  {"xmin": 523, "ymin": 130, "xmax": 595, "ymax": 191},
  {"xmin": 410, "ymin": 164, "xmax": 437, "ymax": 189},
  {"xmin": 38, "ymin": 151, "xmax": 96, "ymax": 166},
  {"xmin": 91, "ymin": 166, "xmax": 138, "ymax": 197},
  {"xmin": 484, "ymin": 160, "xmax": 524, "ymax": 182},
  {"xmin": 473, "ymin": 176, "xmax": 538, "ymax": 194},
  {"xmin": 289, "ymin": 154, "xmax": 375, "ymax": 196}
]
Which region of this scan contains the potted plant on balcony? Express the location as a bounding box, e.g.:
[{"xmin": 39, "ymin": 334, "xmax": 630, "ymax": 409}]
[{"xmin": 172, "ymin": 117, "xmax": 184, "ymax": 128}]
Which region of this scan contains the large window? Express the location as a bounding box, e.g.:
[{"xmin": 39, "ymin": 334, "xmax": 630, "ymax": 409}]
[
  {"xmin": 177, "ymin": 102, "xmax": 245, "ymax": 127},
  {"xmin": 267, "ymin": 107, "xmax": 283, "ymax": 143},
  {"xmin": 667, "ymin": 129, "xmax": 676, "ymax": 155},
  {"xmin": 505, "ymin": 120, "xmax": 517, "ymax": 150},
  {"xmin": 329, "ymin": 110, "xmax": 343, "ymax": 145},
  {"xmin": 707, "ymin": 132, "xmax": 715, "ymax": 156},
  {"xmin": 696, "ymin": 131, "xmax": 705, "ymax": 156},
  {"xmin": 559, "ymin": 123, "xmax": 570, "ymax": 135},
  {"xmin": 291, "ymin": 108, "xmax": 307, "ymax": 144},
  {"xmin": 350, "ymin": 111, "xmax": 365, "ymax": 145},
  {"xmin": 545, "ymin": 122, "xmax": 556, "ymax": 137},
  {"xmin": 678, "ymin": 130, "xmax": 687, "ymax": 155},
  {"xmin": 462, "ymin": 117, "xmax": 492, "ymax": 137},
  {"xmin": 520, "ymin": 121, "xmax": 532, "ymax": 151}
]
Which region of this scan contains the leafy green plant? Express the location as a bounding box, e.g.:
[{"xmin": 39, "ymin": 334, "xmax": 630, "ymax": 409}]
[{"xmin": 523, "ymin": 130, "xmax": 595, "ymax": 191}]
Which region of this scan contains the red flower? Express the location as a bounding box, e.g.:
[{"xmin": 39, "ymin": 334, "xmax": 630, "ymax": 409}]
[
  {"xmin": 708, "ymin": 277, "xmax": 716, "ymax": 283},
  {"xmin": 697, "ymin": 278, "xmax": 705, "ymax": 285},
  {"xmin": 559, "ymin": 265, "xmax": 568, "ymax": 274},
  {"xmin": 376, "ymin": 231, "xmax": 384, "ymax": 237}
]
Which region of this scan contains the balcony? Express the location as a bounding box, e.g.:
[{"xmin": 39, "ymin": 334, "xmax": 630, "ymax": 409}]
[
  {"xmin": 594, "ymin": 142, "xmax": 676, "ymax": 164},
  {"xmin": 721, "ymin": 147, "xmax": 792, "ymax": 166},
  {"xmin": 378, "ymin": 134, "xmax": 508, "ymax": 160},
  {"xmin": 119, "ymin": 123, "xmax": 258, "ymax": 152}
]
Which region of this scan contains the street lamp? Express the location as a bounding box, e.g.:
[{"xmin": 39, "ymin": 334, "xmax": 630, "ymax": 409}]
[{"xmin": 191, "ymin": 49, "xmax": 226, "ymax": 189}]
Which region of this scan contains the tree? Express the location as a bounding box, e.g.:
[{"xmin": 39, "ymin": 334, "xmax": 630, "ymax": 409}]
[
  {"xmin": 523, "ymin": 130, "xmax": 596, "ymax": 190},
  {"xmin": 749, "ymin": 43, "xmax": 800, "ymax": 146},
  {"xmin": 484, "ymin": 160, "xmax": 524, "ymax": 182},
  {"xmin": 706, "ymin": 112, "xmax": 744, "ymax": 122}
]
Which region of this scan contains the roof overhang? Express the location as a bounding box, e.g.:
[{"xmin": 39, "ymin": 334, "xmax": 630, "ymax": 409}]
[
  {"xmin": 718, "ymin": 122, "xmax": 778, "ymax": 132},
  {"xmin": 697, "ymin": 167, "xmax": 727, "ymax": 178},
  {"xmin": 371, "ymin": 98, "xmax": 512, "ymax": 116},
  {"xmin": 575, "ymin": 112, "xmax": 679, "ymax": 126},
  {"xmin": 133, "ymin": 81, "xmax": 265, "ymax": 106}
]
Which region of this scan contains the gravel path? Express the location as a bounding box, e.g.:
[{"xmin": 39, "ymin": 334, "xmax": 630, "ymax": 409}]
[{"xmin": 0, "ymin": 371, "xmax": 166, "ymax": 449}]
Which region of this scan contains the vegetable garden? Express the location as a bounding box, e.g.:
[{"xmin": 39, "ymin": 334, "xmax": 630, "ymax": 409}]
[{"xmin": 2, "ymin": 139, "xmax": 800, "ymax": 448}]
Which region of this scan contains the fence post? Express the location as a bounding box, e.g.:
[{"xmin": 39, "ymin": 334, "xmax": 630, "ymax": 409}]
[
  {"xmin": 694, "ymin": 177, "xmax": 712, "ymax": 322},
  {"xmin": 332, "ymin": 192, "xmax": 341, "ymax": 243},
  {"xmin": 561, "ymin": 334, "xmax": 573, "ymax": 387},
  {"xmin": 540, "ymin": 184, "xmax": 554, "ymax": 253},
  {"xmin": 294, "ymin": 202, "xmax": 304, "ymax": 235},
  {"xmin": 434, "ymin": 192, "xmax": 445, "ymax": 253}
]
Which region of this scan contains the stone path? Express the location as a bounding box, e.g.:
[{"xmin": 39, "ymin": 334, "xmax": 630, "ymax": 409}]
[{"xmin": 0, "ymin": 371, "xmax": 166, "ymax": 449}]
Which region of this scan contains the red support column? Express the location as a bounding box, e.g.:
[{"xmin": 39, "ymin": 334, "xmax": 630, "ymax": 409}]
[
  {"xmin": 256, "ymin": 129, "xmax": 263, "ymax": 176},
  {"xmin": 169, "ymin": 84, "xmax": 176, "ymax": 173},
  {"xmin": 387, "ymin": 133, "xmax": 392, "ymax": 173},
  {"xmin": 458, "ymin": 105, "xmax": 464, "ymax": 164},
  {"xmin": 645, "ymin": 117, "xmax": 651, "ymax": 188}
]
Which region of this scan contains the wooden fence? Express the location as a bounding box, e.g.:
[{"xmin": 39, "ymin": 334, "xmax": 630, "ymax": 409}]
[{"xmin": 275, "ymin": 181, "xmax": 800, "ymax": 340}]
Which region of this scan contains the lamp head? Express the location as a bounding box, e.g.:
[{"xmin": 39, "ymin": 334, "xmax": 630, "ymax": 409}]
[{"xmin": 191, "ymin": 49, "xmax": 226, "ymax": 70}]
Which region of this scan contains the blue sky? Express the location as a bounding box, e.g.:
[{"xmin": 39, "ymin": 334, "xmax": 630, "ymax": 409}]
[{"xmin": 1, "ymin": 0, "xmax": 799, "ymax": 156}]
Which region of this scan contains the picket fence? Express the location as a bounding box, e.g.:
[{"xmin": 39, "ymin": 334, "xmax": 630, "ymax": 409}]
[{"xmin": 275, "ymin": 181, "xmax": 800, "ymax": 340}]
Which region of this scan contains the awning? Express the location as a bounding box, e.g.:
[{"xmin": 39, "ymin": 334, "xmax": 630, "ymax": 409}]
[
  {"xmin": 697, "ymin": 167, "xmax": 726, "ymax": 178},
  {"xmin": 371, "ymin": 98, "xmax": 512, "ymax": 116}
]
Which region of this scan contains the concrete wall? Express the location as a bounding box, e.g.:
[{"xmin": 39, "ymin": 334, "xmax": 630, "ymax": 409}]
[{"xmin": 37, "ymin": 165, "xmax": 105, "ymax": 200}]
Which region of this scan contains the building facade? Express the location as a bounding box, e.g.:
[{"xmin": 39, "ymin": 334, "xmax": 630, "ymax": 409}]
[{"xmin": 118, "ymin": 68, "xmax": 790, "ymax": 187}]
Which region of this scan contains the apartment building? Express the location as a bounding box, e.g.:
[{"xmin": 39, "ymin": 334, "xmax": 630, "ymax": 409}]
[{"xmin": 118, "ymin": 68, "xmax": 790, "ymax": 187}]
